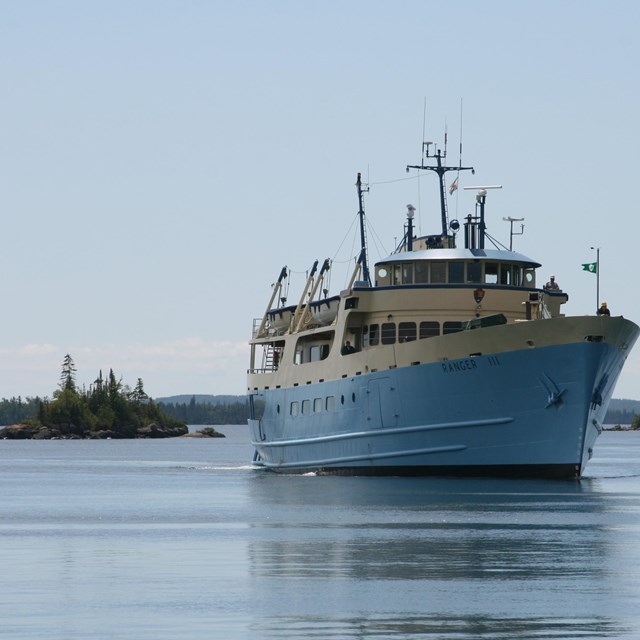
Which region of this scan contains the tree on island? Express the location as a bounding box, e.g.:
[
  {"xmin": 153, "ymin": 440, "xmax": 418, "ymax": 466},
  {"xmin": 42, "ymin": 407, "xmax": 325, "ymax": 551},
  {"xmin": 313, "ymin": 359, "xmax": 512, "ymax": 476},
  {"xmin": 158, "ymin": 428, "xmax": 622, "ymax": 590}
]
[
  {"xmin": 59, "ymin": 353, "xmax": 77, "ymax": 391},
  {"xmin": 10, "ymin": 355, "xmax": 189, "ymax": 439}
]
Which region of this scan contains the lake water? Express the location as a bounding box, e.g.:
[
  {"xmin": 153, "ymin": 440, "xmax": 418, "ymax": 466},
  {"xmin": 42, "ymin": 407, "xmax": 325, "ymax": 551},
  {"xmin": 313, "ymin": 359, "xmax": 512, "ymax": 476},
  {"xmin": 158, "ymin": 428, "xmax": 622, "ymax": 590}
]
[{"xmin": 1, "ymin": 428, "xmax": 639, "ymax": 640}]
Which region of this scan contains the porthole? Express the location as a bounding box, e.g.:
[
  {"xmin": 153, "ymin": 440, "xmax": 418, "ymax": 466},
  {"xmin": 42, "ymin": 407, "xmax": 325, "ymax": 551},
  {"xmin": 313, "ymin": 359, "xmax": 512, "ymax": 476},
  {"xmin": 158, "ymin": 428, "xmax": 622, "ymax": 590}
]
[{"xmin": 377, "ymin": 267, "xmax": 387, "ymax": 278}]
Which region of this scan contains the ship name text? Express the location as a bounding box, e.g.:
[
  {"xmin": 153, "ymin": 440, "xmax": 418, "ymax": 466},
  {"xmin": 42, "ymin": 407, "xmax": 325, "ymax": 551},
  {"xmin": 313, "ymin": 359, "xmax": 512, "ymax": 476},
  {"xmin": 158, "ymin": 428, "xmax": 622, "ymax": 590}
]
[
  {"xmin": 441, "ymin": 355, "xmax": 501, "ymax": 374},
  {"xmin": 441, "ymin": 358, "xmax": 478, "ymax": 374}
]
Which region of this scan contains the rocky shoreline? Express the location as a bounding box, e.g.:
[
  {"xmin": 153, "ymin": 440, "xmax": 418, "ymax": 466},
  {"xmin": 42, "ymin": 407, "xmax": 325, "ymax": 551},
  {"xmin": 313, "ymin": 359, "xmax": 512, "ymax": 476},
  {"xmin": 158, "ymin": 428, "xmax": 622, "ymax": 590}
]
[{"xmin": 0, "ymin": 423, "xmax": 224, "ymax": 440}]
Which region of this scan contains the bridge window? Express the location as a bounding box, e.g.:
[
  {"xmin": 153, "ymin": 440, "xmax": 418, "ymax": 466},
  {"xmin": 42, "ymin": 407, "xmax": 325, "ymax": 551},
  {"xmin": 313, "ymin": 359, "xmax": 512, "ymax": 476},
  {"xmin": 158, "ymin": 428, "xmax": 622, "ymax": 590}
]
[
  {"xmin": 369, "ymin": 324, "xmax": 379, "ymax": 346},
  {"xmin": 467, "ymin": 262, "xmax": 482, "ymax": 283},
  {"xmin": 485, "ymin": 263, "xmax": 499, "ymax": 284},
  {"xmin": 512, "ymin": 266, "xmax": 522, "ymax": 286},
  {"xmin": 376, "ymin": 267, "xmax": 390, "ymax": 286},
  {"xmin": 381, "ymin": 322, "xmax": 396, "ymax": 344},
  {"xmin": 524, "ymin": 267, "xmax": 536, "ymax": 287},
  {"xmin": 448, "ymin": 262, "xmax": 464, "ymax": 283},
  {"xmin": 420, "ymin": 321, "xmax": 440, "ymax": 338},
  {"xmin": 431, "ymin": 262, "xmax": 446, "ymax": 283},
  {"xmin": 443, "ymin": 321, "xmax": 463, "ymax": 335},
  {"xmin": 399, "ymin": 322, "xmax": 417, "ymax": 342},
  {"xmin": 415, "ymin": 262, "xmax": 428, "ymax": 283},
  {"xmin": 500, "ymin": 264, "xmax": 512, "ymax": 285},
  {"xmin": 402, "ymin": 263, "xmax": 413, "ymax": 284}
]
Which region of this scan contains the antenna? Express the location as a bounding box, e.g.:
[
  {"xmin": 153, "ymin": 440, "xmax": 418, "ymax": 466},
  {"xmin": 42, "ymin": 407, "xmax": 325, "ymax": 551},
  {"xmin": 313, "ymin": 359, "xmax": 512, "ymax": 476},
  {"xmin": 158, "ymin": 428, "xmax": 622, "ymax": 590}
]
[
  {"xmin": 421, "ymin": 98, "xmax": 427, "ymax": 159},
  {"xmin": 458, "ymin": 98, "xmax": 464, "ymax": 167},
  {"xmin": 407, "ymin": 136, "xmax": 474, "ymax": 238},
  {"xmin": 503, "ymin": 216, "xmax": 525, "ymax": 251},
  {"xmin": 444, "ymin": 120, "xmax": 448, "ymax": 158}
]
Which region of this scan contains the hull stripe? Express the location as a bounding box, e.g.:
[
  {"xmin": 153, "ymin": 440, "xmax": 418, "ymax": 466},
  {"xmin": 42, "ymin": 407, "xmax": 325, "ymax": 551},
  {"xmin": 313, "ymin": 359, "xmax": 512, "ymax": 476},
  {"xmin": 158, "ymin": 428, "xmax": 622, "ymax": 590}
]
[
  {"xmin": 258, "ymin": 444, "xmax": 468, "ymax": 469},
  {"xmin": 252, "ymin": 416, "xmax": 513, "ymax": 448}
]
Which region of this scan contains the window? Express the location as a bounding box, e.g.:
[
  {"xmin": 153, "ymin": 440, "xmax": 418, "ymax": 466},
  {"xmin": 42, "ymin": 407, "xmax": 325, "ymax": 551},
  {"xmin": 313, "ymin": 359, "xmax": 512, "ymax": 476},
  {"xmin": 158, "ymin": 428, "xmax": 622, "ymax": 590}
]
[
  {"xmin": 399, "ymin": 322, "xmax": 417, "ymax": 342},
  {"xmin": 302, "ymin": 399, "xmax": 311, "ymax": 415},
  {"xmin": 293, "ymin": 331, "xmax": 334, "ymax": 365},
  {"xmin": 524, "ymin": 268, "xmax": 536, "ymax": 287},
  {"xmin": 290, "ymin": 401, "xmax": 299, "ymax": 417},
  {"xmin": 485, "ymin": 263, "xmax": 498, "ymax": 284},
  {"xmin": 500, "ymin": 264, "xmax": 512, "ymax": 285},
  {"xmin": 431, "ymin": 262, "xmax": 446, "ymax": 283},
  {"xmin": 443, "ymin": 321, "xmax": 463, "ymax": 335},
  {"xmin": 420, "ymin": 321, "xmax": 440, "ymax": 338},
  {"xmin": 448, "ymin": 262, "xmax": 464, "ymax": 283},
  {"xmin": 376, "ymin": 267, "xmax": 389, "ymax": 286},
  {"xmin": 362, "ymin": 325, "xmax": 369, "ymax": 348},
  {"xmin": 326, "ymin": 396, "xmax": 335, "ymax": 411},
  {"xmin": 393, "ymin": 264, "xmax": 402, "ymax": 285},
  {"xmin": 402, "ymin": 263, "xmax": 413, "ymax": 284},
  {"xmin": 313, "ymin": 398, "xmax": 323, "ymax": 413},
  {"xmin": 513, "ymin": 266, "xmax": 522, "ymax": 287},
  {"xmin": 381, "ymin": 323, "xmax": 396, "ymax": 344},
  {"xmin": 369, "ymin": 324, "xmax": 380, "ymax": 346},
  {"xmin": 415, "ymin": 262, "xmax": 428, "ymax": 283},
  {"xmin": 467, "ymin": 262, "xmax": 482, "ymax": 283}
]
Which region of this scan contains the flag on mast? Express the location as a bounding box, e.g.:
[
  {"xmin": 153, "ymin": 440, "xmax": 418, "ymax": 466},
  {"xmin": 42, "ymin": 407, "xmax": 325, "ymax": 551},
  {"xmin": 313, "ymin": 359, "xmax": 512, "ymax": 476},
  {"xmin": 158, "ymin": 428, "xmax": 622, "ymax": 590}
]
[
  {"xmin": 448, "ymin": 177, "xmax": 459, "ymax": 195},
  {"xmin": 582, "ymin": 262, "xmax": 597, "ymax": 274}
]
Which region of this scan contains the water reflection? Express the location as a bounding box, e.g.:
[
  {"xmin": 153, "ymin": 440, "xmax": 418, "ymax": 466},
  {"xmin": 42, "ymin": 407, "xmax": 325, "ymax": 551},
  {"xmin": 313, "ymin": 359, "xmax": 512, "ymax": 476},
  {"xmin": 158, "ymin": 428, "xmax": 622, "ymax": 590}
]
[
  {"xmin": 246, "ymin": 473, "xmax": 635, "ymax": 638},
  {"xmin": 251, "ymin": 613, "xmax": 629, "ymax": 639}
]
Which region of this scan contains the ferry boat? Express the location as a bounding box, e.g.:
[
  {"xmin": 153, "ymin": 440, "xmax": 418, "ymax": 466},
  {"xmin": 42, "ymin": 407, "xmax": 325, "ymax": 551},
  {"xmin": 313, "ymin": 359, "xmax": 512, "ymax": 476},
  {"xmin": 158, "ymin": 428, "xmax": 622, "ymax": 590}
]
[{"xmin": 247, "ymin": 142, "xmax": 639, "ymax": 478}]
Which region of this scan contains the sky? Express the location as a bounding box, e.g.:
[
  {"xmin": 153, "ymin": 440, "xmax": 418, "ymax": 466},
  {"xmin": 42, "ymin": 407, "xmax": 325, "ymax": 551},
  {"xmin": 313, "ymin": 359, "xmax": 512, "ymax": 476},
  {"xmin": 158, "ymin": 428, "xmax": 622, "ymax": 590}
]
[{"xmin": 1, "ymin": 0, "xmax": 639, "ymax": 400}]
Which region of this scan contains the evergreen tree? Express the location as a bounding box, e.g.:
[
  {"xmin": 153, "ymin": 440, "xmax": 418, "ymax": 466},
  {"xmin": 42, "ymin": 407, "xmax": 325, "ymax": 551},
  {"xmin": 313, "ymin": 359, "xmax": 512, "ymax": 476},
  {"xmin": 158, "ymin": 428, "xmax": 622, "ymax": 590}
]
[
  {"xmin": 131, "ymin": 378, "xmax": 148, "ymax": 403},
  {"xmin": 59, "ymin": 354, "xmax": 77, "ymax": 391}
]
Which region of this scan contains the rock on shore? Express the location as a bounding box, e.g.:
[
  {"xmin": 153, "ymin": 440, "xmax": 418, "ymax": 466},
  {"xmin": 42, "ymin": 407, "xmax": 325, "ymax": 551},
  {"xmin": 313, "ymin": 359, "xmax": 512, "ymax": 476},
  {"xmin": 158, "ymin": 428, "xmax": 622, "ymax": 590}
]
[
  {"xmin": 0, "ymin": 422, "xmax": 189, "ymax": 440},
  {"xmin": 182, "ymin": 427, "xmax": 225, "ymax": 438}
]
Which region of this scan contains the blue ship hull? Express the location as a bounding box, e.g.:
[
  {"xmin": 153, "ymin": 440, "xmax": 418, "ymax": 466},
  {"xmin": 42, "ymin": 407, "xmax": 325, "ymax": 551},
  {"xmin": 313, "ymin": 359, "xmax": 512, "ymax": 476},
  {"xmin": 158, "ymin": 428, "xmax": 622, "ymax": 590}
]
[{"xmin": 249, "ymin": 338, "xmax": 630, "ymax": 478}]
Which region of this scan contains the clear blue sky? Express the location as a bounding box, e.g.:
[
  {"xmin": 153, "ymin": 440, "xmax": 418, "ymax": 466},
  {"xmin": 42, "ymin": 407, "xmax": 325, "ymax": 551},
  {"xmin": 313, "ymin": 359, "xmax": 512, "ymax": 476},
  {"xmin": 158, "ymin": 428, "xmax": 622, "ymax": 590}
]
[{"xmin": 1, "ymin": 0, "xmax": 639, "ymax": 400}]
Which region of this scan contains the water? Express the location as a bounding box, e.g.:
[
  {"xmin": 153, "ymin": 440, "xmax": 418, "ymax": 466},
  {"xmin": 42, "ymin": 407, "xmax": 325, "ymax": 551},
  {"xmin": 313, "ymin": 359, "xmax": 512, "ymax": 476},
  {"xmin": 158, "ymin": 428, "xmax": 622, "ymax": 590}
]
[{"xmin": 1, "ymin": 427, "xmax": 639, "ymax": 640}]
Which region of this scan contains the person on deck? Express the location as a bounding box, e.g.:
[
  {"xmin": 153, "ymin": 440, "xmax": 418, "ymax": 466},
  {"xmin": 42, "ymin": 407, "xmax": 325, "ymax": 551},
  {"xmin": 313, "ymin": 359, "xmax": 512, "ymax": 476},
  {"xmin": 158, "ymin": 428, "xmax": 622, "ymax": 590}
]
[
  {"xmin": 597, "ymin": 302, "xmax": 611, "ymax": 316},
  {"xmin": 544, "ymin": 275, "xmax": 560, "ymax": 291},
  {"xmin": 341, "ymin": 340, "xmax": 356, "ymax": 355}
]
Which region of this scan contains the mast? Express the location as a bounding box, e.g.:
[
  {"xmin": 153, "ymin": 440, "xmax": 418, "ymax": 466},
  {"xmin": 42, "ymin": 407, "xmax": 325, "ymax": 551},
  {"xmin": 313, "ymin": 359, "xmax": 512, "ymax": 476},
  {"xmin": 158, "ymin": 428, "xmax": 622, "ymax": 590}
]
[
  {"xmin": 255, "ymin": 266, "xmax": 288, "ymax": 338},
  {"xmin": 356, "ymin": 173, "xmax": 371, "ymax": 286},
  {"xmin": 406, "ymin": 141, "xmax": 474, "ymax": 241}
]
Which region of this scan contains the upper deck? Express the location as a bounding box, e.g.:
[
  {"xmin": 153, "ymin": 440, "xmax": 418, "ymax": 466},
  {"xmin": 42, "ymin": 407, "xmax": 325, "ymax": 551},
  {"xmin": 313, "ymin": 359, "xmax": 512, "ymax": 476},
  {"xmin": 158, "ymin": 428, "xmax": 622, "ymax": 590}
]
[{"xmin": 373, "ymin": 247, "xmax": 541, "ymax": 290}]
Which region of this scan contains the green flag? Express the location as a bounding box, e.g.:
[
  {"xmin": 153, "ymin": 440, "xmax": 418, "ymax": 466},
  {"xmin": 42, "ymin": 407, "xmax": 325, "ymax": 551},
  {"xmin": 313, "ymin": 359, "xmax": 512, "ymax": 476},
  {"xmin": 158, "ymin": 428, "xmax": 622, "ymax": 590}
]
[{"xmin": 582, "ymin": 262, "xmax": 597, "ymax": 274}]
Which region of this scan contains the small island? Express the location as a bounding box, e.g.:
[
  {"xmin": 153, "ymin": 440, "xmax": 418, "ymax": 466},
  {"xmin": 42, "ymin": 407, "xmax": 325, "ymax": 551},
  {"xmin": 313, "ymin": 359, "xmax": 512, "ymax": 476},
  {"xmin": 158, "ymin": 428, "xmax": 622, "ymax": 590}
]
[{"xmin": 0, "ymin": 354, "xmax": 196, "ymax": 440}]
